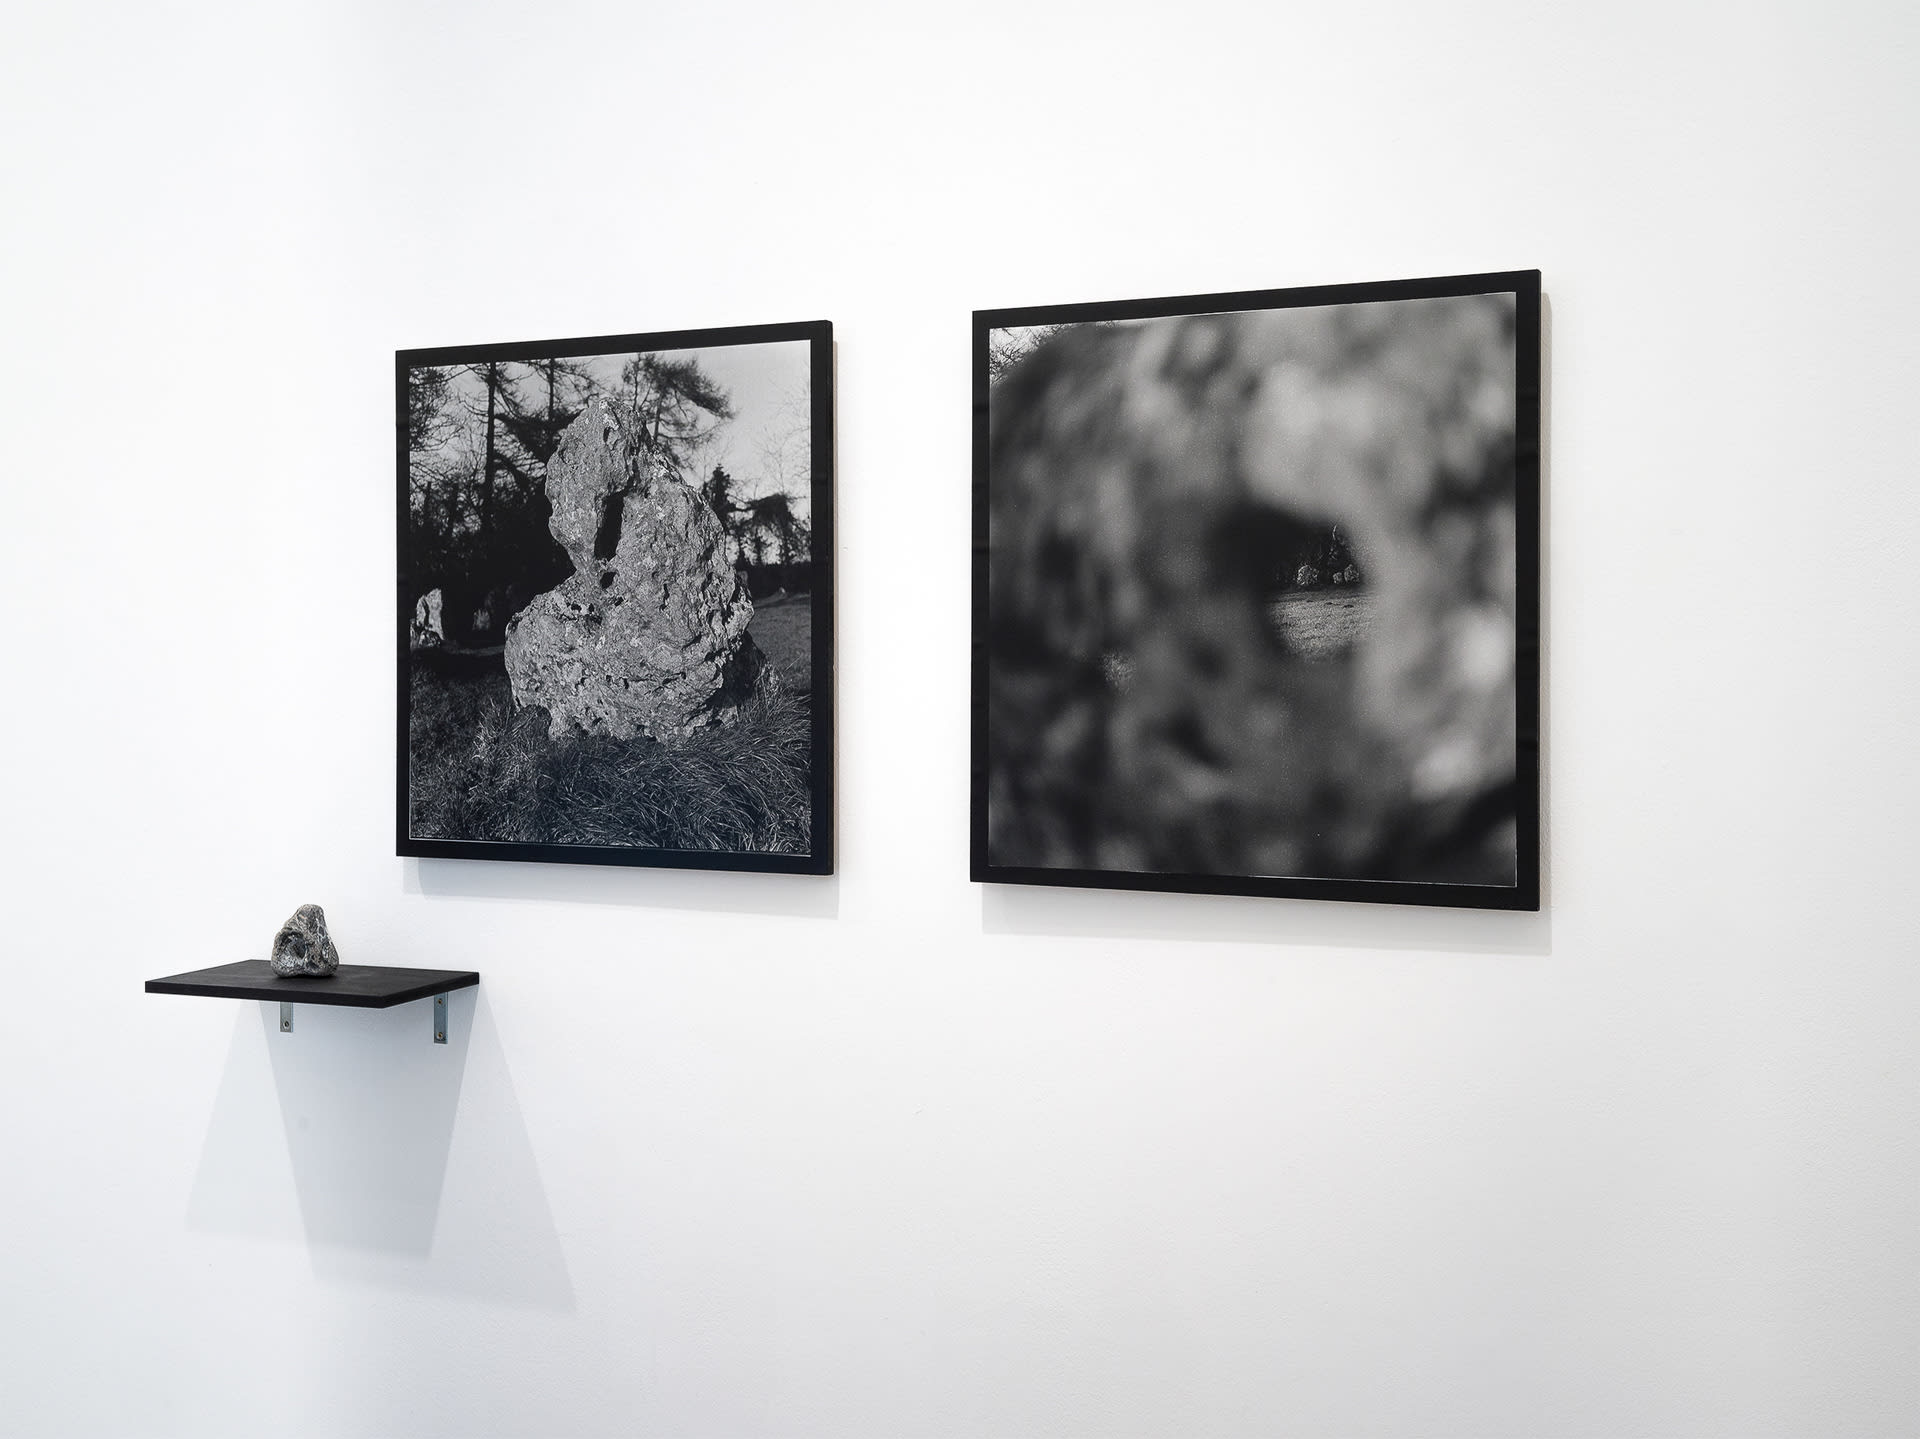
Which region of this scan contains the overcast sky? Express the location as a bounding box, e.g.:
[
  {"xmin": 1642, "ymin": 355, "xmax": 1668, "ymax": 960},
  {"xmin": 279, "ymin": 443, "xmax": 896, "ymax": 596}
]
[{"xmin": 424, "ymin": 337, "xmax": 811, "ymax": 517}]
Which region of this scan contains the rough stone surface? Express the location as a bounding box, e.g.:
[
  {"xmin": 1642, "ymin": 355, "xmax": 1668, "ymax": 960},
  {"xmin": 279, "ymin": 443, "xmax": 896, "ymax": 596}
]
[
  {"xmin": 986, "ymin": 295, "xmax": 1520, "ymax": 884},
  {"xmin": 1294, "ymin": 563, "xmax": 1324, "ymax": 589},
  {"xmin": 504, "ymin": 402, "xmax": 760, "ymax": 741},
  {"xmin": 270, "ymin": 904, "xmax": 339, "ymax": 977},
  {"xmin": 411, "ymin": 588, "xmax": 444, "ymax": 649}
]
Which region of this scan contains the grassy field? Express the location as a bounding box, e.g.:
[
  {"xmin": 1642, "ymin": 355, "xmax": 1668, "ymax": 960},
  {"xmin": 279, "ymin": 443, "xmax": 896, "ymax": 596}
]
[
  {"xmin": 747, "ymin": 595, "xmax": 813, "ymax": 692},
  {"xmin": 1268, "ymin": 587, "xmax": 1376, "ymax": 661},
  {"xmin": 407, "ymin": 596, "xmax": 813, "ymax": 853}
]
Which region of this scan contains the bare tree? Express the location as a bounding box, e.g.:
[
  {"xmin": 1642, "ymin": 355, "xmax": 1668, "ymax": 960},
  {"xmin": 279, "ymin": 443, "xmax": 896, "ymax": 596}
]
[
  {"xmin": 986, "ymin": 323, "xmax": 1081, "ymax": 383},
  {"xmin": 615, "ymin": 353, "xmax": 734, "ymax": 484}
]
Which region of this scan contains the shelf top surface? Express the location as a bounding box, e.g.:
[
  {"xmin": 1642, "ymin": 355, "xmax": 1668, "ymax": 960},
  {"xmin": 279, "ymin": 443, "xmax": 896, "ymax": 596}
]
[{"xmin": 145, "ymin": 961, "xmax": 480, "ymax": 1008}]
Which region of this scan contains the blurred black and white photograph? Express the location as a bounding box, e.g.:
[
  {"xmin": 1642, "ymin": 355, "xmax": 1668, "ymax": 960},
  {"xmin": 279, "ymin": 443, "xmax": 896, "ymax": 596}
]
[
  {"xmin": 973, "ymin": 274, "xmax": 1539, "ymax": 909},
  {"xmin": 398, "ymin": 321, "xmax": 833, "ymax": 873}
]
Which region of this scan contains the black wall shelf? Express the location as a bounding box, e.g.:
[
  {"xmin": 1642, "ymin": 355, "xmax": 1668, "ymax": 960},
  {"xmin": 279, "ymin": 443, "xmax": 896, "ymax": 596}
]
[{"xmin": 146, "ymin": 962, "xmax": 479, "ymax": 1043}]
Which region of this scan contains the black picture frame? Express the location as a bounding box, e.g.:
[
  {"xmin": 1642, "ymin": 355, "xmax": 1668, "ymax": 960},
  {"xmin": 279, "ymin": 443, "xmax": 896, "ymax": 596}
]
[
  {"xmin": 972, "ymin": 272, "xmax": 1540, "ymax": 910},
  {"xmin": 397, "ymin": 319, "xmax": 834, "ymax": 874}
]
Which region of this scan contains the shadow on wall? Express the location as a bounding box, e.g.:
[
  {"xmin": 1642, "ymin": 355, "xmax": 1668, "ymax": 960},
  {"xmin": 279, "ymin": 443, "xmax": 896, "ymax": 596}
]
[
  {"xmin": 982, "ymin": 882, "xmax": 1552, "ymax": 956},
  {"xmin": 185, "ymin": 986, "xmax": 573, "ymax": 1308},
  {"xmin": 407, "ymin": 856, "xmax": 839, "ymax": 920}
]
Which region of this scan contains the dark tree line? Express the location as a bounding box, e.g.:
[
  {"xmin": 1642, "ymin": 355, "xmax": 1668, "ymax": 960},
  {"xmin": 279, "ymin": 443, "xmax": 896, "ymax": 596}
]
[
  {"xmin": 407, "ymin": 355, "xmax": 811, "ymax": 645},
  {"xmin": 703, "ymin": 468, "xmax": 811, "ymax": 572}
]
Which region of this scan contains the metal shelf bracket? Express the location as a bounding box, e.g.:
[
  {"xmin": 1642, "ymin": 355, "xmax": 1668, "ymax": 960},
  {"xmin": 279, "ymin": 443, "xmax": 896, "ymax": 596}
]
[{"xmin": 270, "ymin": 993, "xmax": 449, "ymax": 1044}]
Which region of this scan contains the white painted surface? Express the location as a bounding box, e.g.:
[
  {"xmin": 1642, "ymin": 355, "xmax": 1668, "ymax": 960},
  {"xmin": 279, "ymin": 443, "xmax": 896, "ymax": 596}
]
[{"xmin": 2, "ymin": 2, "xmax": 1917, "ymax": 1434}]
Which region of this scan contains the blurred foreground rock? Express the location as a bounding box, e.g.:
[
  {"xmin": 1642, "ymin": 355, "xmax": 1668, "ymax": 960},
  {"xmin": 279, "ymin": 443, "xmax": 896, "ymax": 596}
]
[
  {"xmin": 270, "ymin": 904, "xmax": 339, "ymax": 977},
  {"xmin": 987, "ymin": 296, "xmax": 1521, "ymax": 884},
  {"xmin": 505, "ymin": 402, "xmax": 760, "ymax": 741}
]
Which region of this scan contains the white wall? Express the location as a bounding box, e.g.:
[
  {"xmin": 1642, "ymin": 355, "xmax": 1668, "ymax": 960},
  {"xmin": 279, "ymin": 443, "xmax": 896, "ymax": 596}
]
[{"xmin": 3, "ymin": 1, "xmax": 1916, "ymax": 1434}]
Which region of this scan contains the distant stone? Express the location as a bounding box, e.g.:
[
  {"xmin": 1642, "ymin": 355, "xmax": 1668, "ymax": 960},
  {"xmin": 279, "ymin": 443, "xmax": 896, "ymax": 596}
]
[
  {"xmin": 410, "ymin": 588, "xmax": 444, "ymax": 649},
  {"xmin": 1336, "ymin": 564, "xmax": 1361, "ymax": 585},
  {"xmin": 472, "ymin": 585, "xmax": 523, "ymax": 644},
  {"xmin": 504, "ymin": 402, "xmax": 761, "ymax": 741},
  {"xmin": 1294, "ymin": 563, "xmax": 1323, "ymax": 588},
  {"xmin": 270, "ymin": 904, "xmax": 339, "ymax": 978}
]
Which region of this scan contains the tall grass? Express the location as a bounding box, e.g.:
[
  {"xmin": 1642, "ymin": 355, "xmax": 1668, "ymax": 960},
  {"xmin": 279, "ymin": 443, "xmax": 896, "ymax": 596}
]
[{"xmin": 408, "ymin": 664, "xmax": 812, "ymax": 853}]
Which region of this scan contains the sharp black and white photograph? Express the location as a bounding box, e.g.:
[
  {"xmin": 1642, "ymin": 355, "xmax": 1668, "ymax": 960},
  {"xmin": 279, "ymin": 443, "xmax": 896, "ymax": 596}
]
[
  {"xmin": 398, "ymin": 320, "xmax": 833, "ymax": 873},
  {"xmin": 973, "ymin": 273, "xmax": 1539, "ymax": 909}
]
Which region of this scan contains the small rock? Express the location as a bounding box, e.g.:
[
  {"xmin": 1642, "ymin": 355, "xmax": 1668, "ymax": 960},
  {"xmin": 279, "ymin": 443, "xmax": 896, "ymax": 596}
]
[
  {"xmin": 1294, "ymin": 563, "xmax": 1323, "ymax": 589},
  {"xmin": 271, "ymin": 904, "xmax": 339, "ymax": 977}
]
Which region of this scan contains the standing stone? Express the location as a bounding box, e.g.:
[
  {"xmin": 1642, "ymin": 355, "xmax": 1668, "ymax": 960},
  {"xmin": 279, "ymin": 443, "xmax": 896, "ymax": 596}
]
[
  {"xmin": 504, "ymin": 402, "xmax": 760, "ymax": 741},
  {"xmin": 270, "ymin": 904, "xmax": 340, "ymax": 978},
  {"xmin": 410, "ymin": 588, "xmax": 445, "ymax": 649}
]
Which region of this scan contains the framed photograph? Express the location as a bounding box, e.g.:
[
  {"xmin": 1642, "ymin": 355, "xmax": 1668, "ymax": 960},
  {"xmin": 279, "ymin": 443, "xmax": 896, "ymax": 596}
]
[
  {"xmin": 972, "ymin": 272, "xmax": 1539, "ymax": 910},
  {"xmin": 398, "ymin": 320, "xmax": 833, "ymax": 873}
]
